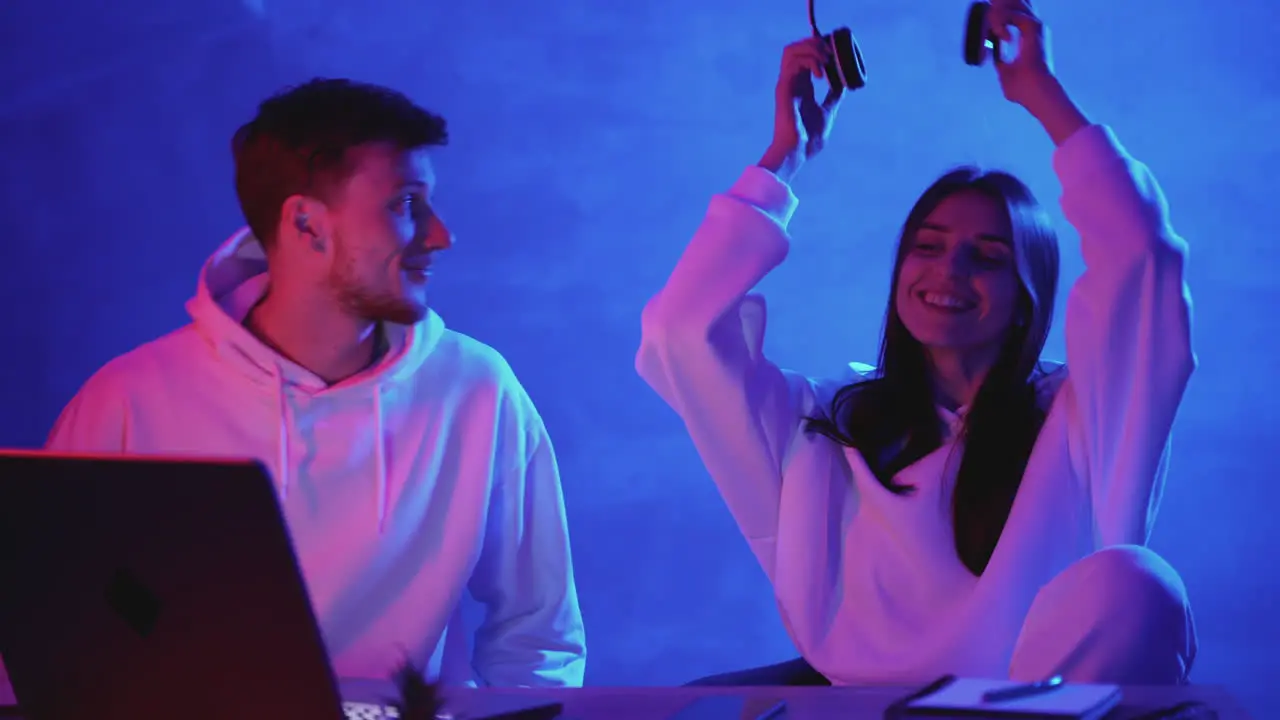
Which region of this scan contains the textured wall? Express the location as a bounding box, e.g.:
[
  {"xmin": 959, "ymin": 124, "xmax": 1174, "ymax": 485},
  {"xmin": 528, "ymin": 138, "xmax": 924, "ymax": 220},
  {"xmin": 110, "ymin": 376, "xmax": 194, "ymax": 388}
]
[{"xmin": 2, "ymin": 0, "xmax": 1276, "ymax": 715}]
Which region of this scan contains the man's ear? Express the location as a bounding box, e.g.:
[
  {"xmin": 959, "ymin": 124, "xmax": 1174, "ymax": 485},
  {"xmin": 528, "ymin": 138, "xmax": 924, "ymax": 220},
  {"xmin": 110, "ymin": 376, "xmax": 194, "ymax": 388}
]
[{"xmin": 280, "ymin": 195, "xmax": 333, "ymax": 253}]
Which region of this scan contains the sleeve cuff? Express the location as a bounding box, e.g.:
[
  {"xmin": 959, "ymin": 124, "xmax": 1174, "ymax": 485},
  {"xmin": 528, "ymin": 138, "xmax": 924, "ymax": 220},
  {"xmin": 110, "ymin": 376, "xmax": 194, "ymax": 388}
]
[
  {"xmin": 727, "ymin": 165, "xmax": 800, "ymax": 227},
  {"xmin": 1052, "ymin": 124, "xmax": 1133, "ymax": 188}
]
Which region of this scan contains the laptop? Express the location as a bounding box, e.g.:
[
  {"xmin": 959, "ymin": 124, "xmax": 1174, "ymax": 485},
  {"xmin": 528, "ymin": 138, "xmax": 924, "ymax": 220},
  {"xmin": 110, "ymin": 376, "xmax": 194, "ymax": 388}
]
[{"xmin": 0, "ymin": 451, "xmax": 345, "ymax": 720}]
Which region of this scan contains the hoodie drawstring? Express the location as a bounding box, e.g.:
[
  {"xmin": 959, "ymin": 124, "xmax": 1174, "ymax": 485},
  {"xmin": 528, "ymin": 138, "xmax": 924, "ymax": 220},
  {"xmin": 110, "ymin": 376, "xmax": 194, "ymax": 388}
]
[
  {"xmin": 274, "ymin": 366, "xmax": 291, "ymax": 503},
  {"xmin": 374, "ymin": 382, "xmax": 388, "ymax": 534},
  {"xmin": 271, "ymin": 369, "xmax": 390, "ymax": 535}
]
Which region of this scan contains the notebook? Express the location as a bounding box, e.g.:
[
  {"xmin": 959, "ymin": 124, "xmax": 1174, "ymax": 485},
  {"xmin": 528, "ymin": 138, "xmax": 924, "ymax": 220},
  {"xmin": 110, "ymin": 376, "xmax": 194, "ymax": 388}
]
[{"xmin": 895, "ymin": 677, "xmax": 1122, "ymax": 719}]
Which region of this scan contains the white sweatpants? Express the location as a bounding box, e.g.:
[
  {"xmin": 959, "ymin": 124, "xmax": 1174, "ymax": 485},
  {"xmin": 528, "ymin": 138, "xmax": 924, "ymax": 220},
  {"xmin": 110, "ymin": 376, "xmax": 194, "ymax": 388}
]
[{"xmin": 1009, "ymin": 545, "xmax": 1198, "ymax": 684}]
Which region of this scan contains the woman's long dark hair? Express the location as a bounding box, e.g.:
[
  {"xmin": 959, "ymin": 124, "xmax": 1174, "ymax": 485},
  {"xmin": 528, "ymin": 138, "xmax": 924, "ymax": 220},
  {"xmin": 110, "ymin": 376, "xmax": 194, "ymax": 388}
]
[{"xmin": 806, "ymin": 167, "xmax": 1060, "ymax": 576}]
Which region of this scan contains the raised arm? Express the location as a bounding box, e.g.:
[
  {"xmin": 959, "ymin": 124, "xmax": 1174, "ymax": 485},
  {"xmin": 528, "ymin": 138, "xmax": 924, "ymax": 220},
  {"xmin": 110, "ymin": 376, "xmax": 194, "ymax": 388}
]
[
  {"xmin": 636, "ymin": 168, "xmax": 804, "ymax": 554},
  {"xmin": 989, "ymin": 0, "xmax": 1195, "ymax": 546},
  {"xmin": 1055, "ymin": 124, "xmax": 1194, "ymax": 546},
  {"xmin": 635, "ymin": 38, "xmax": 842, "ymax": 577}
]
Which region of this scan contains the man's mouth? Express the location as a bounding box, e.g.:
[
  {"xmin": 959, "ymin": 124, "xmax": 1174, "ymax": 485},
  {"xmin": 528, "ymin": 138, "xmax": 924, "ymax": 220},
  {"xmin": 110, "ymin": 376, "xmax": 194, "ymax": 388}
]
[
  {"xmin": 402, "ymin": 255, "xmax": 432, "ymax": 271},
  {"xmin": 401, "ymin": 258, "xmax": 432, "ymax": 282}
]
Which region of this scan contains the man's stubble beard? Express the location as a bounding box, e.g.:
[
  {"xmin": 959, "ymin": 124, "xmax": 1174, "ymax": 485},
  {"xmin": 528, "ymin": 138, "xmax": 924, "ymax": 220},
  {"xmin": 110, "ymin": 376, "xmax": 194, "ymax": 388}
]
[{"xmin": 329, "ymin": 236, "xmax": 427, "ymax": 326}]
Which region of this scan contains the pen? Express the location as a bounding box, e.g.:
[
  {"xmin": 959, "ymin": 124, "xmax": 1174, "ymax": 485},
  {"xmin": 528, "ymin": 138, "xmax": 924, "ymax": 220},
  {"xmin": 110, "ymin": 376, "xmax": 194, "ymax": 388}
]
[
  {"xmin": 755, "ymin": 700, "xmax": 787, "ymax": 720},
  {"xmin": 907, "ymin": 674, "xmax": 958, "ymax": 703},
  {"xmin": 883, "ymin": 675, "xmax": 959, "ymax": 720},
  {"xmin": 982, "ymin": 675, "xmax": 1065, "ymax": 703}
]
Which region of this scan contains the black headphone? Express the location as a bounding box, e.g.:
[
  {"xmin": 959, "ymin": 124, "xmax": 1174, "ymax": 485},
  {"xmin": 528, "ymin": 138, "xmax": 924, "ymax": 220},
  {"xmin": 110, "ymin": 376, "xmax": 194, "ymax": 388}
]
[
  {"xmin": 963, "ymin": 1, "xmax": 1002, "ymax": 66},
  {"xmin": 808, "ymin": 0, "xmax": 867, "ymax": 93}
]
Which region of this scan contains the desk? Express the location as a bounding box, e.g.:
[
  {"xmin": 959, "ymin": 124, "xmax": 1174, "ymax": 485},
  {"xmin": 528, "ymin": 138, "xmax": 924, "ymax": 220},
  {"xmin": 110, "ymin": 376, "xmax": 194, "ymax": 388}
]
[
  {"xmin": 339, "ymin": 683, "xmax": 1253, "ymax": 720},
  {"xmin": 0, "ymin": 683, "xmax": 1253, "ymax": 719}
]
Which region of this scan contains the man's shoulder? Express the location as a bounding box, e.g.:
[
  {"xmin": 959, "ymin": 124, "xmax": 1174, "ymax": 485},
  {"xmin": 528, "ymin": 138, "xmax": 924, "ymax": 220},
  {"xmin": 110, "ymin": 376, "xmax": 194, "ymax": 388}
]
[
  {"xmin": 416, "ymin": 330, "xmax": 546, "ymax": 437},
  {"xmin": 428, "ymin": 328, "xmax": 518, "ymax": 384},
  {"xmin": 409, "ymin": 329, "xmax": 537, "ymax": 409},
  {"xmin": 76, "ymin": 326, "xmax": 206, "ymax": 398}
]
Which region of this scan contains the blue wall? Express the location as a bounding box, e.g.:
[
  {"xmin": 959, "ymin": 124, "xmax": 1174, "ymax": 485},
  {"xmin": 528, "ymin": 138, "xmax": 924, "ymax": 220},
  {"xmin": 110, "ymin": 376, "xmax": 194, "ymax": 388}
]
[{"xmin": 2, "ymin": 0, "xmax": 1275, "ymax": 715}]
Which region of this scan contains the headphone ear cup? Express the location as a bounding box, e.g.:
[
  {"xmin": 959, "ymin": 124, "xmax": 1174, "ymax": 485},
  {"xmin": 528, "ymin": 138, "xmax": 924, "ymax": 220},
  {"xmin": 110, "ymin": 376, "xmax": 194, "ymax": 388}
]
[
  {"xmin": 827, "ymin": 27, "xmax": 867, "ymax": 92},
  {"xmin": 964, "ymin": 1, "xmax": 999, "ymax": 66}
]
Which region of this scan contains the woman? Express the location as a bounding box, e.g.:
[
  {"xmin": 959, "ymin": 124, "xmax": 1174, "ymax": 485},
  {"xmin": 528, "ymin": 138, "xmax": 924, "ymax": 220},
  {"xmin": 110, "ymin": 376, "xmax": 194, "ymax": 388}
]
[{"xmin": 636, "ymin": 0, "xmax": 1197, "ymax": 686}]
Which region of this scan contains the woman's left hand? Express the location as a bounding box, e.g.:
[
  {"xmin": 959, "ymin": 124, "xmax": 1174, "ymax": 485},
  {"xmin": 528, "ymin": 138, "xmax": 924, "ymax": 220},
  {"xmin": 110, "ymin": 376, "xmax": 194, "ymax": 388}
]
[
  {"xmin": 989, "ymin": 0, "xmax": 1089, "ymax": 146},
  {"xmin": 988, "ymin": 0, "xmax": 1057, "ymax": 110}
]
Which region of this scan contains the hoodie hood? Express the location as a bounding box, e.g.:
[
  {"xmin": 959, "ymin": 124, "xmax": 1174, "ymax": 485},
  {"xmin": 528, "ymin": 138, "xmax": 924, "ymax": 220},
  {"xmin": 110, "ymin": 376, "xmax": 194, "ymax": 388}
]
[
  {"xmin": 186, "ymin": 227, "xmax": 444, "ymax": 392},
  {"xmin": 184, "ymin": 227, "xmax": 447, "ymax": 530}
]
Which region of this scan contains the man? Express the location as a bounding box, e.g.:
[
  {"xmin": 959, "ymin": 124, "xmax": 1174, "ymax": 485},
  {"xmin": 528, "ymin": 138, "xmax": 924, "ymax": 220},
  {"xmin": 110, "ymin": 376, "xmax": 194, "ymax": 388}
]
[{"xmin": 38, "ymin": 78, "xmax": 586, "ymax": 687}]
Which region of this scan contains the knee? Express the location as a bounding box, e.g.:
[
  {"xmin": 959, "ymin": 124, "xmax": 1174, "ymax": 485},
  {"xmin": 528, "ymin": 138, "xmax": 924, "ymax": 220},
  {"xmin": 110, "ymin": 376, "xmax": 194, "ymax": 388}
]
[
  {"xmin": 1077, "ymin": 545, "xmax": 1190, "ymax": 617},
  {"xmin": 1013, "ymin": 546, "xmax": 1197, "ymax": 684},
  {"xmin": 1075, "ymin": 545, "xmax": 1197, "ymax": 674}
]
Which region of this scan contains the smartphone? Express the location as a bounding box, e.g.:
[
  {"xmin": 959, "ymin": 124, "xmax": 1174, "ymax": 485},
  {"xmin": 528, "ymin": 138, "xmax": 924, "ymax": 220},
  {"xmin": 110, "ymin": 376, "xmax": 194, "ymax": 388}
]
[
  {"xmin": 665, "ymin": 695, "xmax": 787, "ymax": 720},
  {"xmin": 473, "ymin": 701, "xmax": 564, "ymax": 720}
]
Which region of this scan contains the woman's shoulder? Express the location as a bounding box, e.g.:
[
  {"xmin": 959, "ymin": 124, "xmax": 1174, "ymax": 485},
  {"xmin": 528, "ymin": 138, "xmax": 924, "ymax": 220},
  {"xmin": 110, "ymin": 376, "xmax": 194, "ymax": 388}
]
[
  {"xmin": 1034, "ymin": 360, "xmax": 1070, "ymax": 409},
  {"xmin": 805, "ymin": 361, "xmax": 879, "ymax": 407},
  {"xmin": 844, "ymin": 361, "xmax": 878, "ymax": 382},
  {"xmin": 804, "ymin": 360, "xmax": 1065, "ymax": 411}
]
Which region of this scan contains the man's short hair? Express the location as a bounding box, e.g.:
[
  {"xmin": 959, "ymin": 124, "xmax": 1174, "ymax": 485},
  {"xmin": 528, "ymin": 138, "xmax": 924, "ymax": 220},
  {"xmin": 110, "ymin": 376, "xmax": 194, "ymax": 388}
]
[{"xmin": 231, "ymin": 78, "xmax": 448, "ymax": 248}]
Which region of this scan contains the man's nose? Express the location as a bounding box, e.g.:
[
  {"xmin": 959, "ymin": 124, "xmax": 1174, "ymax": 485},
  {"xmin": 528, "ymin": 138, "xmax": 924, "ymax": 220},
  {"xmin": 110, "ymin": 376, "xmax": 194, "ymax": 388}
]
[{"xmin": 425, "ymin": 215, "xmax": 454, "ymax": 251}]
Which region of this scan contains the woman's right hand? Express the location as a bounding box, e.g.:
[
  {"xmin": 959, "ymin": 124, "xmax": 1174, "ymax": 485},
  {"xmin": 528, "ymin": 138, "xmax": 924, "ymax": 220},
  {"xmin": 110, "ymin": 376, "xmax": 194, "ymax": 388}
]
[{"xmin": 759, "ymin": 37, "xmax": 845, "ymax": 182}]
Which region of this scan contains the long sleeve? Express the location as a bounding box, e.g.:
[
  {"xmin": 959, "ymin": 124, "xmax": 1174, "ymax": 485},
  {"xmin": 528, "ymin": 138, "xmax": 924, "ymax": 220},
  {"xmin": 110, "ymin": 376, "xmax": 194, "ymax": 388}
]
[
  {"xmin": 635, "ymin": 166, "xmax": 811, "ymax": 578},
  {"xmin": 45, "ymin": 366, "xmax": 130, "ymax": 451},
  {"xmin": 1055, "ymin": 125, "xmax": 1196, "ymax": 547},
  {"xmin": 467, "ymin": 412, "xmax": 586, "ymax": 687}
]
